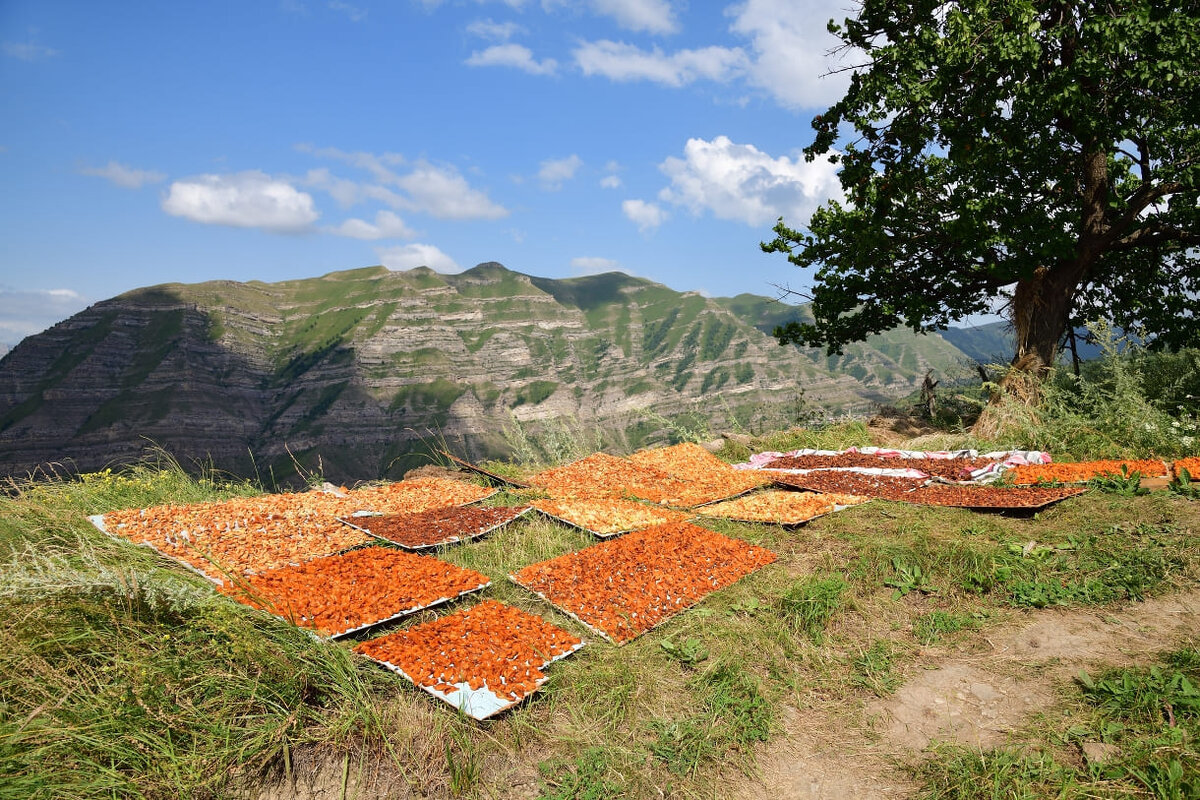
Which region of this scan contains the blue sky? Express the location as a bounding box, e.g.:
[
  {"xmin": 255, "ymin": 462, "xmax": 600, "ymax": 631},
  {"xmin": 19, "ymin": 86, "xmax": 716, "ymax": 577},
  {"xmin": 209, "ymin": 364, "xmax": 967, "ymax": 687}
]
[{"xmin": 0, "ymin": 0, "xmax": 865, "ymax": 347}]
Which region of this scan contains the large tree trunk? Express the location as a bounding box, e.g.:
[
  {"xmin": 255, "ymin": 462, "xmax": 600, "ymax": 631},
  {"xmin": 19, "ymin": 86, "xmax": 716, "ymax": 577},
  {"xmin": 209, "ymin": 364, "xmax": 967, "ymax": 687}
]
[
  {"xmin": 1010, "ymin": 143, "xmax": 1110, "ymax": 375},
  {"xmin": 1010, "ymin": 263, "xmax": 1079, "ymax": 374}
]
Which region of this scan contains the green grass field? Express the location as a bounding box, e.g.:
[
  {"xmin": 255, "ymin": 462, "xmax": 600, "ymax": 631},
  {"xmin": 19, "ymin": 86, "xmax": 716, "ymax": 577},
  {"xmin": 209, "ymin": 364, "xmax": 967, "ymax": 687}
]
[{"xmin": 2, "ymin": 433, "xmax": 1198, "ymax": 799}]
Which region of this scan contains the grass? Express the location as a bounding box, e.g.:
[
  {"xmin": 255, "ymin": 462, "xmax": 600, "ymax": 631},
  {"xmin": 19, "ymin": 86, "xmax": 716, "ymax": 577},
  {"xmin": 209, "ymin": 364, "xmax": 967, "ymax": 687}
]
[
  {"xmin": 2, "ymin": 438, "xmax": 1200, "ymax": 798},
  {"xmin": 778, "ymin": 574, "xmax": 848, "ymax": 643},
  {"xmin": 913, "ymin": 643, "xmax": 1200, "ymax": 800}
]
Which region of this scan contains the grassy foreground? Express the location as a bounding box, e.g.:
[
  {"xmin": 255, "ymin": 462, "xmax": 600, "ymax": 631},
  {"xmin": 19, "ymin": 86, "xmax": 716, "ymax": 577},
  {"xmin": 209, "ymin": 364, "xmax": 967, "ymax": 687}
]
[{"xmin": 1, "ymin": 433, "xmax": 1199, "ymax": 800}]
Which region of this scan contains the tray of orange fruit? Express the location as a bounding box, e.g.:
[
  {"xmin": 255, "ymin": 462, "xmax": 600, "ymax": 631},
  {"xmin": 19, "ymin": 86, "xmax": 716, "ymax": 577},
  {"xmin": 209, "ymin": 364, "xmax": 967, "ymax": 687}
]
[
  {"xmin": 354, "ymin": 600, "xmax": 584, "ymax": 719},
  {"xmin": 220, "ymin": 546, "xmax": 491, "ymax": 638},
  {"xmin": 509, "ymin": 521, "xmax": 776, "ymax": 644}
]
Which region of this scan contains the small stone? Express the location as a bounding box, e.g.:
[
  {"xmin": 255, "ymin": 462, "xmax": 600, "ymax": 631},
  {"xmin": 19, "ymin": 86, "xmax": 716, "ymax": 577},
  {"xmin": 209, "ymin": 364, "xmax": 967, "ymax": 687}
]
[{"xmin": 1081, "ymin": 741, "xmax": 1121, "ymax": 765}]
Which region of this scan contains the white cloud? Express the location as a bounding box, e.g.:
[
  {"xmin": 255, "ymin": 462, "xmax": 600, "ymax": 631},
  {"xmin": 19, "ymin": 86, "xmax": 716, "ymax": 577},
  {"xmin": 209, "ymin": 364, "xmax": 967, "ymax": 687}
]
[
  {"xmin": 80, "ymin": 160, "xmax": 166, "ymax": 189},
  {"xmin": 395, "ymin": 161, "xmax": 509, "ymax": 220},
  {"xmin": 656, "ymin": 135, "xmax": 841, "ymax": 227},
  {"xmin": 328, "ymin": 210, "xmax": 416, "ymax": 240},
  {"xmin": 298, "ymin": 147, "xmax": 508, "ymax": 220},
  {"xmin": 377, "ymin": 243, "xmax": 461, "ymax": 273},
  {"xmin": 162, "ymin": 171, "xmax": 319, "ymax": 232},
  {"xmin": 728, "ymin": 0, "xmax": 856, "ymax": 109},
  {"xmin": 600, "ymin": 174, "xmax": 622, "ymax": 189},
  {"xmin": 3, "ymin": 40, "xmax": 59, "ymax": 61},
  {"xmin": 301, "ymin": 167, "xmax": 364, "ymax": 207},
  {"xmin": 538, "ymin": 154, "xmax": 583, "ymax": 189},
  {"xmin": 295, "ymin": 143, "xmax": 406, "ymax": 183},
  {"xmin": 466, "ymin": 44, "xmax": 558, "ymax": 75},
  {"xmin": 328, "ymin": 0, "xmax": 366, "ymax": 21},
  {"xmin": 574, "ymin": 40, "xmax": 747, "ymax": 87},
  {"xmin": 590, "ymin": 0, "xmax": 677, "ymax": 33},
  {"xmin": 570, "ymin": 256, "xmax": 624, "ymax": 275},
  {"xmin": 622, "ymin": 199, "xmax": 667, "ymax": 232},
  {"xmin": 0, "ymin": 287, "xmax": 89, "ymax": 347},
  {"xmin": 467, "ymin": 18, "xmax": 524, "ymax": 40}
]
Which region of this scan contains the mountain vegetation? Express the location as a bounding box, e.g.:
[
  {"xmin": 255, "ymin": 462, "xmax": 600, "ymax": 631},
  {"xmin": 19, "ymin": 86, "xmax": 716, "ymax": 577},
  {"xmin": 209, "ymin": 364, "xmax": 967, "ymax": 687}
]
[{"xmin": 0, "ymin": 262, "xmax": 1008, "ymax": 482}]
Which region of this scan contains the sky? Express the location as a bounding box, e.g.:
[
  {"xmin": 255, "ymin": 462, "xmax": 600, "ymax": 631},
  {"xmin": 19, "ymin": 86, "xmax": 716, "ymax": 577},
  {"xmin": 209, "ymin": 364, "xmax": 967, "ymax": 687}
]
[{"xmin": 0, "ymin": 0, "xmax": 871, "ymax": 348}]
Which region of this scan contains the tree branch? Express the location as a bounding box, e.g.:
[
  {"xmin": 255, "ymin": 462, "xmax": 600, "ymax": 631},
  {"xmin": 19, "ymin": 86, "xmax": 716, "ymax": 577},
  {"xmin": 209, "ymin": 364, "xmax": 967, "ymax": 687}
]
[{"xmin": 1111, "ymin": 224, "xmax": 1200, "ymax": 250}]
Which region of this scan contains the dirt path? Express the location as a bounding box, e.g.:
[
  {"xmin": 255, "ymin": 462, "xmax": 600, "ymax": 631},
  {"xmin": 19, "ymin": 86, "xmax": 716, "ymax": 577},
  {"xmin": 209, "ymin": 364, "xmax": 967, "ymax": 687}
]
[{"xmin": 734, "ymin": 586, "xmax": 1200, "ymax": 800}]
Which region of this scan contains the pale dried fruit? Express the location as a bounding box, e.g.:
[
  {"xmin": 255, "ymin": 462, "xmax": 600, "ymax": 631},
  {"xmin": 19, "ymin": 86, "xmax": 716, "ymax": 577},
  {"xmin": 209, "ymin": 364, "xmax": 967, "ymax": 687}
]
[{"xmin": 695, "ymin": 490, "xmax": 866, "ymax": 524}]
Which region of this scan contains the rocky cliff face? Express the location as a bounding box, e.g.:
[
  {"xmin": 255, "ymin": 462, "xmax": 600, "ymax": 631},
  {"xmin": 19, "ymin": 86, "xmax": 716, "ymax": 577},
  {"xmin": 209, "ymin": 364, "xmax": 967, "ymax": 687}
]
[{"xmin": 0, "ymin": 263, "xmax": 993, "ymax": 483}]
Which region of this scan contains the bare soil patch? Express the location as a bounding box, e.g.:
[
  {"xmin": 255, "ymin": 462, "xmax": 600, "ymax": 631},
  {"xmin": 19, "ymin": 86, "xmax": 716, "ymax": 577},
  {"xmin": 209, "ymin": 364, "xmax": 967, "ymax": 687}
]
[{"xmin": 735, "ymin": 586, "xmax": 1200, "ymax": 800}]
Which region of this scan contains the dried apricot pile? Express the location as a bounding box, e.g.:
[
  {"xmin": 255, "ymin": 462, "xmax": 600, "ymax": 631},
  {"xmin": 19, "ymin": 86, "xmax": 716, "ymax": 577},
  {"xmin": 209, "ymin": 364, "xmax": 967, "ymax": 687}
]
[
  {"xmin": 695, "ymin": 490, "xmax": 866, "ymax": 524},
  {"xmin": 345, "ymin": 505, "xmax": 530, "ymax": 549},
  {"xmin": 1174, "ymin": 457, "xmax": 1200, "ymax": 479},
  {"xmin": 510, "ymin": 521, "xmax": 776, "ymax": 644},
  {"xmin": 771, "ymin": 471, "xmax": 929, "ymax": 499},
  {"xmin": 630, "ymin": 443, "xmax": 770, "ymax": 496},
  {"xmin": 529, "ymin": 451, "xmax": 762, "ymax": 508},
  {"xmin": 348, "ymin": 478, "xmax": 497, "ymax": 513},
  {"xmin": 99, "ymin": 477, "xmax": 495, "ymax": 580},
  {"xmin": 528, "ymin": 452, "xmax": 694, "ymax": 504},
  {"xmin": 532, "ymin": 497, "xmax": 687, "ymax": 536},
  {"xmin": 904, "ymin": 485, "xmax": 1087, "ymax": 509},
  {"xmin": 354, "ymin": 600, "xmax": 583, "ymax": 706},
  {"xmin": 222, "ymin": 546, "xmax": 491, "ymax": 637},
  {"xmin": 1007, "ymin": 460, "xmax": 1168, "ymax": 484},
  {"xmin": 763, "ymin": 452, "xmax": 994, "ymax": 480}
]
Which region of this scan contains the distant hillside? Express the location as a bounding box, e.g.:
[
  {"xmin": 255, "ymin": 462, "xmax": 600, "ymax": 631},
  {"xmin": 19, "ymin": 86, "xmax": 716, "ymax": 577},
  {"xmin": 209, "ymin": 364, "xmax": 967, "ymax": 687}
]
[
  {"xmin": 0, "ymin": 263, "xmax": 1002, "ymax": 482},
  {"xmin": 939, "ymin": 322, "xmax": 1014, "ymax": 365}
]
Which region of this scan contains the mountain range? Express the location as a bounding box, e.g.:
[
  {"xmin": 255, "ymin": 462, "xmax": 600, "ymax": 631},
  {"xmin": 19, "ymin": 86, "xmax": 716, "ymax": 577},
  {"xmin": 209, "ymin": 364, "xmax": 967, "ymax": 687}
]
[{"xmin": 0, "ymin": 263, "xmax": 1009, "ymax": 483}]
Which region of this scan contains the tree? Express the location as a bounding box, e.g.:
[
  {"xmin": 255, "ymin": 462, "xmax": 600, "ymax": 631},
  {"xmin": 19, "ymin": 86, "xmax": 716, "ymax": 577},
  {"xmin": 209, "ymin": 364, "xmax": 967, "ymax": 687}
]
[{"xmin": 763, "ymin": 0, "xmax": 1200, "ymax": 371}]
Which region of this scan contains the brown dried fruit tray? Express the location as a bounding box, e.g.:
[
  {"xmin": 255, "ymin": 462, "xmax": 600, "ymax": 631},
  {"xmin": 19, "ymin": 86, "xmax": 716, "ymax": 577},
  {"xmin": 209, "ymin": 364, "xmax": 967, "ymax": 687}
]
[
  {"xmin": 355, "ymin": 599, "xmax": 584, "ymax": 720},
  {"xmin": 509, "ymin": 521, "xmax": 776, "ymax": 644},
  {"xmin": 770, "ymin": 472, "xmax": 930, "ymax": 500},
  {"xmin": 902, "ymin": 485, "xmax": 1089, "ymax": 510},
  {"xmin": 339, "ymin": 505, "xmax": 532, "ymax": 550},
  {"xmin": 532, "ymin": 497, "xmax": 688, "ymax": 538},
  {"xmin": 778, "ymin": 472, "xmax": 1088, "ymax": 510},
  {"xmin": 762, "ymin": 452, "xmax": 995, "ymax": 480},
  {"xmin": 221, "ymin": 546, "xmax": 491, "ymax": 638}
]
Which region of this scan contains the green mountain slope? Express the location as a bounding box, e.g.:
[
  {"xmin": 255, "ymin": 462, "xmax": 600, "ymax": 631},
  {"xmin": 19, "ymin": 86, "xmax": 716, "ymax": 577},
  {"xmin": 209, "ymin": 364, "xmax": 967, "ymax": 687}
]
[{"xmin": 0, "ymin": 262, "xmax": 995, "ymax": 482}]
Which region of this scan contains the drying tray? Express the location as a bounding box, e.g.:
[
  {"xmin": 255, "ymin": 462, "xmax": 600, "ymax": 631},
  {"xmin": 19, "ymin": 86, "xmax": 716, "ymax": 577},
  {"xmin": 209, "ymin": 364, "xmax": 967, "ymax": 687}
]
[
  {"xmin": 531, "ymin": 498, "xmax": 689, "ymax": 539},
  {"xmin": 337, "ymin": 506, "xmax": 532, "ymax": 551},
  {"xmin": 691, "ymin": 489, "xmax": 869, "ymax": 526},
  {"xmin": 438, "ymin": 450, "xmax": 530, "ymax": 489},
  {"xmin": 222, "ymin": 546, "xmax": 492, "ymax": 639},
  {"xmin": 325, "ymin": 579, "xmax": 490, "ymax": 639},
  {"xmin": 692, "ymin": 502, "xmax": 866, "ymax": 528},
  {"xmin": 900, "ymin": 485, "xmax": 1089, "ymax": 511},
  {"xmin": 348, "ymin": 488, "xmax": 499, "ymax": 516},
  {"xmin": 354, "ymin": 602, "xmax": 585, "ymax": 720},
  {"xmin": 89, "ymin": 513, "xmax": 225, "ymax": 585},
  {"xmin": 508, "ymin": 522, "xmax": 776, "ymax": 645},
  {"xmin": 533, "ymin": 509, "xmax": 634, "ymax": 539}
]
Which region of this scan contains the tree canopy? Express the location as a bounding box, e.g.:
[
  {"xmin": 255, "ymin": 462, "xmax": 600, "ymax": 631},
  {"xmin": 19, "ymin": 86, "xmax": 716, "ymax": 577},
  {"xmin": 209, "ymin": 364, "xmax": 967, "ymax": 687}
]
[{"xmin": 763, "ymin": 0, "xmax": 1200, "ymax": 368}]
